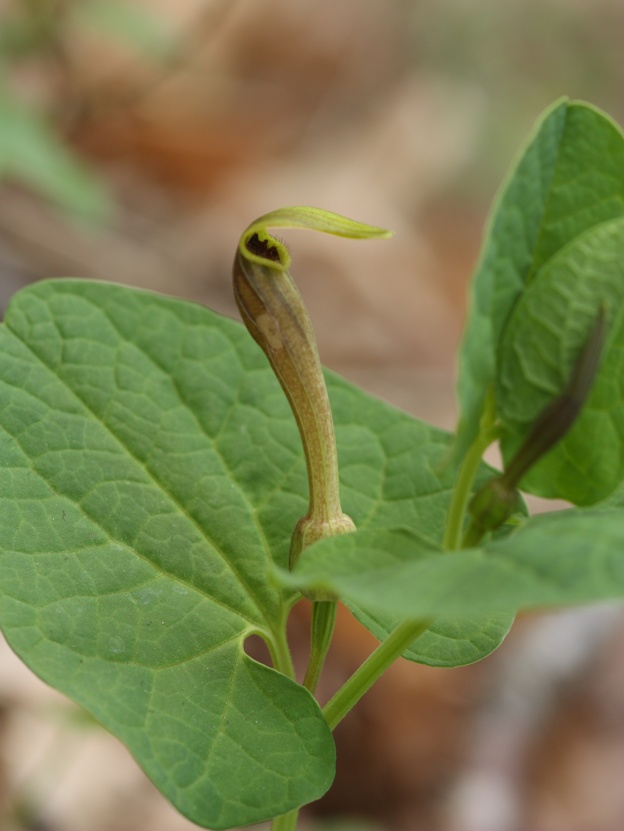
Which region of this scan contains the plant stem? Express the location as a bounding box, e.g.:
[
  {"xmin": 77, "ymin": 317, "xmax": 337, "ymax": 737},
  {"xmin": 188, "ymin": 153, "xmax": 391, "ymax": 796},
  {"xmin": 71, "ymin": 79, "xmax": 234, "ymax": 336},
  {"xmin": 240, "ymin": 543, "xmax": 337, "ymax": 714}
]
[
  {"xmin": 303, "ymin": 600, "xmax": 337, "ymax": 693},
  {"xmin": 271, "ymin": 809, "xmax": 299, "ymax": 831},
  {"xmin": 322, "ymin": 619, "xmax": 430, "ymax": 731},
  {"xmin": 443, "ymin": 419, "xmax": 499, "ymax": 551},
  {"xmin": 443, "ymin": 433, "xmax": 492, "ymax": 550},
  {"xmin": 269, "ymin": 611, "xmax": 296, "ymax": 680},
  {"xmin": 461, "ymin": 517, "xmax": 488, "ymax": 549}
]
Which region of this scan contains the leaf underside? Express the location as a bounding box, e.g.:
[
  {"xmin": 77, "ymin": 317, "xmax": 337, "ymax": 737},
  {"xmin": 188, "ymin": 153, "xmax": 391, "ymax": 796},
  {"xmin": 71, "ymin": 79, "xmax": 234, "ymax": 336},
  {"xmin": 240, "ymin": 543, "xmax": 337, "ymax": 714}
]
[
  {"xmin": 0, "ymin": 279, "xmax": 509, "ymax": 827},
  {"xmin": 286, "ymin": 509, "xmax": 624, "ymax": 623}
]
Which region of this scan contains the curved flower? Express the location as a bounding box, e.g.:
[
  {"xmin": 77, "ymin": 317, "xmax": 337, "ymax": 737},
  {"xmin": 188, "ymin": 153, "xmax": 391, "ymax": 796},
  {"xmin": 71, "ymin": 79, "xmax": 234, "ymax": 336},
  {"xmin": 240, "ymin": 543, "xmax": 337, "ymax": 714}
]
[{"xmin": 233, "ymin": 207, "xmax": 391, "ymax": 567}]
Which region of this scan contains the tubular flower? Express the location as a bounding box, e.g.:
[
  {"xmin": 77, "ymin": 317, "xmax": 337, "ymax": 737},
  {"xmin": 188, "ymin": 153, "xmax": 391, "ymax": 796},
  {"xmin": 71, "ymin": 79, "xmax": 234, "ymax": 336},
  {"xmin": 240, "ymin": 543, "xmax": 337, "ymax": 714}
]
[{"xmin": 233, "ymin": 207, "xmax": 391, "ymax": 567}]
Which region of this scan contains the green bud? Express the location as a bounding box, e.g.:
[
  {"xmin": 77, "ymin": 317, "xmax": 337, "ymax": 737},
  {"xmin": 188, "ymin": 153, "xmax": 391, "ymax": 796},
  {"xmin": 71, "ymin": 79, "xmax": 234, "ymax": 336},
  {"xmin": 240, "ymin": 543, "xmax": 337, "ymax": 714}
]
[
  {"xmin": 466, "ymin": 475, "xmax": 522, "ymax": 544},
  {"xmin": 465, "ymin": 305, "xmax": 607, "ymax": 547},
  {"xmin": 503, "ymin": 304, "xmax": 607, "ymax": 488}
]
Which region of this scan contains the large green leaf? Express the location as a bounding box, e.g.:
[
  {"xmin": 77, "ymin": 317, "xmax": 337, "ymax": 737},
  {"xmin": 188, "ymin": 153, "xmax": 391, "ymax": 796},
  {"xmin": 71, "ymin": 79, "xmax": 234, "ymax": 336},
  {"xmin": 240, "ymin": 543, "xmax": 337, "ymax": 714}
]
[
  {"xmin": 0, "ymin": 280, "xmax": 508, "ymax": 826},
  {"xmin": 285, "ymin": 509, "xmax": 624, "ymax": 620},
  {"xmin": 0, "ymin": 280, "xmax": 332, "ymax": 828},
  {"xmin": 455, "ymin": 99, "xmax": 624, "ymax": 459},
  {"xmin": 496, "ymin": 217, "xmax": 624, "ymax": 504}
]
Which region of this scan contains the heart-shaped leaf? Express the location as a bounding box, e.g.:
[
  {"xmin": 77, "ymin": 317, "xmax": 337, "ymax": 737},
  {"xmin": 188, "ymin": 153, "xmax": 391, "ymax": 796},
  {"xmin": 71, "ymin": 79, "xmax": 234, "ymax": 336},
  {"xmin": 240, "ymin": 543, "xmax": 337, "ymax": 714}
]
[
  {"xmin": 0, "ymin": 279, "xmax": 510, "ymax": 826},
  {"xmin": 0, "ymin": 279, "xmax": 333, "ymax": 828},
  {"xmin": 456, "ymin": 99, "xmax": 624, "ymax": 460}
]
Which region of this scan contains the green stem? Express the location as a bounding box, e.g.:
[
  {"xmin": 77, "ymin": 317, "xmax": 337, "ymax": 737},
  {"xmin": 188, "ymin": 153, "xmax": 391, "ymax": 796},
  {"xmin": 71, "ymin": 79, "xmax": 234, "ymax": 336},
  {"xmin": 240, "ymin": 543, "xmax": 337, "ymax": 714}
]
[
  {"xmin": 268, "ymin": 610, "xmax": 296, "ymax": 680},
  {"xmin": 303, "ymin": 600, "xmax": 337, "ymax": 693},
  {"xmin": 322, "ymin": 619, "xmax": 430, "ymax": 731},
  {"xmin": 443, "ymin": 421, "xmax": 499, "ymax": 551},
  {"xmin": 443, "ymin": 430, "xmax": 494, "ymax": 550},
  {"xmin": 271, "ymin": 809, "xmax": 299, "ymax": 831}
]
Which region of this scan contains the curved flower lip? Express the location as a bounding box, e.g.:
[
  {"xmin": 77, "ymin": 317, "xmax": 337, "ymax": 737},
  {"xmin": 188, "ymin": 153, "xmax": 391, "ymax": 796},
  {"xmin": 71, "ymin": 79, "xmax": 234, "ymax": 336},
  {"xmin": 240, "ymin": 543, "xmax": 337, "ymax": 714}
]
[{"xmin": 238, "ymin": 206, "xmax": 393, "ymax": 272}]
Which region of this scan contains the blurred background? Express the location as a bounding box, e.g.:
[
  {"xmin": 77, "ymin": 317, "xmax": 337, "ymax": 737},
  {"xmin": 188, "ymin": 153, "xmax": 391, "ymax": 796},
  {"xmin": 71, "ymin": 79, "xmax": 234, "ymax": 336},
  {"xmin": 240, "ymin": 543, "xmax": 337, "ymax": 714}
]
[{"xmin": 1, "ymin": 1, "xmax": 624, "ymax": 829}]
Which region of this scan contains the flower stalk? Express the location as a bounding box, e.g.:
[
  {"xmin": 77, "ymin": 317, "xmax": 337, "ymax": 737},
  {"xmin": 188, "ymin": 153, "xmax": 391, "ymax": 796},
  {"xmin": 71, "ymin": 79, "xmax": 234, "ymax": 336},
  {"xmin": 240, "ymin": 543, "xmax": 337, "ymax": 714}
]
[{"xmin": 233, "ymin": 208, "xmax": 391, "ymax": 704}]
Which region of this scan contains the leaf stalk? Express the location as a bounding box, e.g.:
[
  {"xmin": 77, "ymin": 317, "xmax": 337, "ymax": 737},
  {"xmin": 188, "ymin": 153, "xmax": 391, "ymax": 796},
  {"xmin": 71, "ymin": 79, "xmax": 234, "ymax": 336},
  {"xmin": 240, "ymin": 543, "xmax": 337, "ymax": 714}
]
[
  {"xmin": 322, "ymin": 619, "xmax": 430, "ymax": 731},
  {"xmin": 271, "ymin": 809, "xmax": 300, "ymax": 831},
  {"xmin": 303, "ymin": 600, "xmax": 337, "ymax": 693},
  {"xmin": 443, "ymin": 392, "xmax": 499, "ymax": 550}
]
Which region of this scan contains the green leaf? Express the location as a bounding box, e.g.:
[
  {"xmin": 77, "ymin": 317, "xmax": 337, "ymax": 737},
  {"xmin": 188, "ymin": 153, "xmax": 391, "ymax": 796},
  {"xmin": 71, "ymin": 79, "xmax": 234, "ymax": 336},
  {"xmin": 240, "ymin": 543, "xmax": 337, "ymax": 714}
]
[
  {"xmin": 0, "ymin": 280, "xmax": 508, "ymax": 824},
  {"xmin": 496, "ymin": 217, "xmax": 624, "ymax": 504},
  {"xmin": 0, "ymin": 280, "xmax": 332, "ymax": 828},
  {"xmin": 596, "ymin": 479, "xmax": 624, "ymax": 511},
  {"xmin": 285, "ymin": 510, "xmax": 624, "ymax": 621},
  {"xmin": 343, "ymin": 601, "xmax": 513, "ymax": 668},
  {"xmin": 455, "ymin": 99, "xmax": 624, "ymax": 460},
  {"xmin": 0, "ymin": 91, "xmax": 113, "ymax": 223}
]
